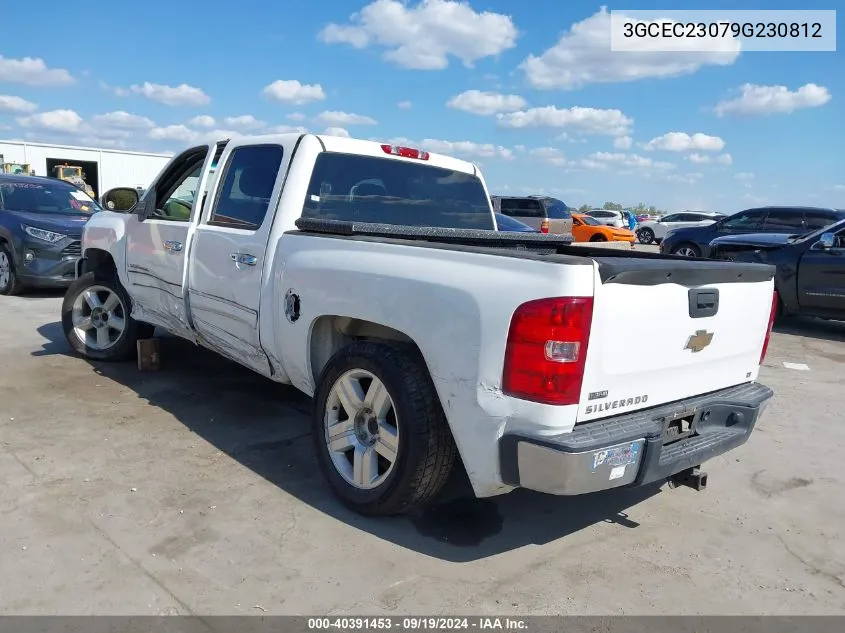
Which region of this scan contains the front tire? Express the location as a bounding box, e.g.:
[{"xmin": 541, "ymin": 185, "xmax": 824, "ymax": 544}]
[
  {"xmin": 590, "ymin": 234, "xmax": 608, "ymax": 242},
  {"xmin": 0, "ymin": 245, "xmax": 24, "ymax": 296},
  {"xmin": 312, "ymin": 341, "xmax": 457, "ymax": 516},
  {"xmin": 61, "ymin": 271, "xmax": 152, "ymax": 361},
  {"xmin": 637, "ymin": 228, "xmax": 654, "ymax": 244},
  {"xmin": 671, "ymin": 243, "xmax": 701, "ymax": 257}
]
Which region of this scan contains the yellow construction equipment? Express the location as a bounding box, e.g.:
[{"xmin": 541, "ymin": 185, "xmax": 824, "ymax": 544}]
[
  {"xmin": 51, "ymin": 163, "xmax": 96, "ymax": 197},
  {"xmin": 1, "ymin": 162, "xmax": 32, "ymax": 175}
]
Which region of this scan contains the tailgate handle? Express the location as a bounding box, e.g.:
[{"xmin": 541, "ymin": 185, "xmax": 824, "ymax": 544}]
[{"xmin": 689, "ymin": 288, "xmax": 719, "ymax": 318}]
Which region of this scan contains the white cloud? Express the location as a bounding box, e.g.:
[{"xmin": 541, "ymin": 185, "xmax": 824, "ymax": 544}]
[
  {"xmin": 496, "ymin": 105, "xmax": 633, "ymax": 137},
  {"xmin": 315, "ymin": 110, "xmax": 378, "ymax": 126},
  {"xmin": 446, "ymin": 90, "xmax": 527, "ymax": 116},
  {"xmin": 189, "ymin": 115, "xmax": 216, "ymax": 128},
  {"xmin": 613, "ymin": 135, "xmax": 632, "ymax": 150},
  {"xmin": 662, "ymin": 172, "xmax": 704, "ymax": 185},
  {"xmin": 714, "ymin": 83, "xmax": 831, "ymax": 117},
  {"xmin": 735, "ymin": 172, "xmax": 754, "ymax": 181},
  {"xmin": 586, "ymin": 151, "xmax": 675, "ymax": 171},
  {"xmin": 262, "ymin": 79, "xmax": 326, "ymax": 105},
  {"xmin": 16, "ymin": 109, "xmax": 83, "ymax": 132},
  {"xmin": 90, "ymin": 111, "xmax": 155, "ymax": 129},
  {"xmin": 128, "ymin": 81, "xmax": 211, "ymax": 106},
  {"xmin": 833, "ymin": 184, "xmax": 845, "ymax": 191},
  {"xmin": 397, "ymin": 100, "xmax": 413, "ymax": 109},
  {"xmin": 520, "ymin": 7, "xmax": 739, "ymax": 90},
  {"xmin": 265, "ymin": 124, "xmax": 309, "ymax": 134},
  {"xmin": 683, "ymin": 152, "xmax": 732, "ymax": 165},
  {"xmin": 323, "ymin": 127, "xmax": 350, "ymax": 137},
  {"xmin": 148, "ymin": 125, "xmax": 199, "ymax": 143},
  {"xmin": 644, "ymin": 132, "xmax": 725, "ymax": 152},
  {"xmin": 223, "ymin": 115, "xmax": 266, "ymax": 130},
  {"xmin": 0, "ymin": 55, "xmax": 75, "ymax": 86},
  {"xmin": 0, "ymin": 95, "xmax": 37, "ymax": 113},
  {"xmin": 529, "ymin": 147, "xmax": 567, "ymax": 167},
  {"xmin": 318, "ymin": 0, "xmax": 518, "ymax": 70},
  {"xmin": 287, "ymin": 112, "xmax": 307, "ymax": 121}
]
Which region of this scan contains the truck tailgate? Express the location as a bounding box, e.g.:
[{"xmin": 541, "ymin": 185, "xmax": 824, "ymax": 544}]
[{"xmin": 577, "ymin": 258, "xmax": 775, "ymax": 423}]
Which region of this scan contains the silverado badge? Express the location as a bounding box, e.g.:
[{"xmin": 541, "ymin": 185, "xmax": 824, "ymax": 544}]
[{"xmin": 684, "ymin": 329, "xmax": 714, "ymax": 353}]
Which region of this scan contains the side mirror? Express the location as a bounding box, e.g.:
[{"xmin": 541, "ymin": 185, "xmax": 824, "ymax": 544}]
[
  {"xmin": 815, "ymin": 232, "xmax": 836, "ymax": 250},
  {"xmin": 101, "ymin": 187, "xmax": 139, "ymax": 212}
]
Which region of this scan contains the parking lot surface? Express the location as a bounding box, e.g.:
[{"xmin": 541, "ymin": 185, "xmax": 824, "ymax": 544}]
[{"xmin": 1, "ymin": 292, "xmax": 843, "ymax": 615}]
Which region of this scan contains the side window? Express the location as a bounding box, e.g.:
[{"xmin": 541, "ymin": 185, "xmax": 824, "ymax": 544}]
[
  {"xmin": 516, "ymin": 199, "xmax": 544, "ymax": 218},
  {"xmin": 153, "ymin": 148, "xmax": 209, "ymax": 222},
  {"xmin": 804, "ymin": 212, "xmax": 836, "ymax": 231},
  {"xmin": 662, "ymin": 214, "xmax": 680, "ymax": 222},
  {"xmin": 209, "ymin": 145, "xmax": 284, "ymax": 230},
  {"xmin": 498, "ymin": 198, "xmax": 521, "ymax": 217},
  {"xmin": 721, "ymin": 211, "xmax": 764, "ymax": 230},
  {"xmin": 762, "ymin": 209, "xmax": 805, "ymax": 231}
]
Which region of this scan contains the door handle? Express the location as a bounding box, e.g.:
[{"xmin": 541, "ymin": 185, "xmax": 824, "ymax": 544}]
[
  {"xmin": 231, "ymin": 253, "xmax": 257, "ymax": 266},
  {"xmin": 163, "ymin": 240, "xmax": 183, "ymax": 252}
]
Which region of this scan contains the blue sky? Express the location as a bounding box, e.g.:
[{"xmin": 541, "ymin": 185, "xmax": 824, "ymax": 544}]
[{"xmin": 1, "ymin": 0, "xmax": 842, "ymax": 213}]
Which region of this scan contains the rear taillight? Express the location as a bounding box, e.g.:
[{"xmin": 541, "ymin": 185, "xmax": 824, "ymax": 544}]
[
  {"xmin": 759, "ymin": 289, "xmax": 778, "ymax": 365},
  {"xmin": 540, "ymin": 218, "xmax": 550, "ymax": 234},
  {"xmin": 502, "ymin": 297, "xmax": 594, "ymax": 405},
  {"xmin": 381, "ymin": 144, "xmax": 430, "ymax": 160}
]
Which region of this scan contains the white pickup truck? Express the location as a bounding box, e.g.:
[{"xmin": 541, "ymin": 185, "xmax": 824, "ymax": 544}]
[{"xmin": 61, "ymin": 133, "xmax": 777, "ymax": 516}]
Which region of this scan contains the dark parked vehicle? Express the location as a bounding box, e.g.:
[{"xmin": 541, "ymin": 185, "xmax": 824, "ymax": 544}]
[
  {"xmin": 659, "ymin": 206, "xmax": 845, "ymax": 258},
  {"xmin": 709, "ymin": 219, "xmax": 845, "ymax": 320},
  {"xmin": 0, "ymin": 174, "xmax": 99, "ymax": 295},
  {"xmin": 494, "ymin": 212, "xmax": 536, "ymax": 232}
]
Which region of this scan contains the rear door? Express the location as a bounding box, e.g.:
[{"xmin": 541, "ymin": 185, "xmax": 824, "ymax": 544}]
[
  {"xmin": 797, "ymin": 226, "xmax": 845, "ymax": 315},
  {"xmin": 577, "ymin": 259, "xmax": 775, "ymax": 422},
  {"xmin": 187, "ymin": 141, "xmax": 291, "ymax": 374}
]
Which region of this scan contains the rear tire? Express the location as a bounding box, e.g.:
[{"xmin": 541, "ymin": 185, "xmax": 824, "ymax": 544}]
[
  {"xmin": 0, "ymin": 244, "xmax": 24, "ymax": 296},
  {"xmin": 61, "ymin": 271, "xmax": 153, "ymax": 361},
  {"xmin": 312, "ymin": 341, "xmax": 457, "ymax": 516}
]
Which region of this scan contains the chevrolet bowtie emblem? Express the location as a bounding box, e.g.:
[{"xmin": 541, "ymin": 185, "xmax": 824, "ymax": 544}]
[{"xmin": 684, "ymin": 330, "xmax": 714, "ymax": 353}]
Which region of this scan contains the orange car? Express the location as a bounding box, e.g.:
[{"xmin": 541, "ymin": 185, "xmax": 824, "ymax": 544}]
[{"xmin": 571, "ymin": 213, "xmax": 636, "ymax": 244}]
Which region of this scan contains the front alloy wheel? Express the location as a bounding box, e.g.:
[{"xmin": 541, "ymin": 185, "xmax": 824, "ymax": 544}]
[{"xmin": 71, "ymin": 285, "xmax": 128, "ymax": 351}]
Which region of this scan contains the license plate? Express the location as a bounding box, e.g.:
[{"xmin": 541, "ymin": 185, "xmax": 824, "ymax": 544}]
[{"xmin": 591, "ymin": 442, "xmax": 640, "ymax": 471}]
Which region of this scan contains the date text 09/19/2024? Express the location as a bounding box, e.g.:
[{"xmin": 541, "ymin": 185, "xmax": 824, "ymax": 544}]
[{"xmin": 307, "ymin": 617, "xmax": 528, "ymax": 631}]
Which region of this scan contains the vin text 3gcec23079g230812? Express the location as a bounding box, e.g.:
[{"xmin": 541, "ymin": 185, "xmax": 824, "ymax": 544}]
[{"xmin": 59, "ymin": 132, "xmax": 777, "ymax": 516}]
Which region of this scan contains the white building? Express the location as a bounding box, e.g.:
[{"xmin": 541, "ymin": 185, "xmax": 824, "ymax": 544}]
[{"xmin": 0, "ymin": 139, "xmax": 172, "ymax": 199}]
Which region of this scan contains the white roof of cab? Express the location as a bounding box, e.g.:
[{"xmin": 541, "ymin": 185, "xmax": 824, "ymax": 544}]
[{"xmin": 215, "ymin": 133, "xmax": 479, "ymax": 176}]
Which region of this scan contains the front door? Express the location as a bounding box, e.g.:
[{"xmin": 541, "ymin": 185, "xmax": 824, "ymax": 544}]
[
  {"xmin": 124, "ymin": 144, "xmax": 216, "ymax": 335},
  {"xmin": 187, "ymin": 142, "xmax": 289, "ymax": 375},
  {"xmin": 797, "ymin": 228, "xmax": 845, "ymax": 316}
]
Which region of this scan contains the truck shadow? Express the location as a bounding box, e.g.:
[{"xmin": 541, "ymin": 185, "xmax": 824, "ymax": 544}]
[
  {"xmin": 773, "ymin": 315, "xmax": 845, "ymax": 343},
  {"xmin": 35, "ymin": 321, "xmax": 662, "ymax": 563}
]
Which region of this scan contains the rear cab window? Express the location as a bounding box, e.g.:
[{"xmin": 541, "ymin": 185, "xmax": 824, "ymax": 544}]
[{"xmin": 301, "ymin": 152, "xmax": 494, "ymax": 230}]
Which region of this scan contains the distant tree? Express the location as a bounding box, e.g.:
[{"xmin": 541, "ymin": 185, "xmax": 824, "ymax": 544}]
[
  {"xmin": 602, "ymin": 201, "xmax": 623, "ymax": 211},
  {"xmin": 632, "ymin": 202, "xmax": 649, "ymax": 214},
  {"xmin": 577, "ymin": 204, "xmax": 592, "ymax": 213}
]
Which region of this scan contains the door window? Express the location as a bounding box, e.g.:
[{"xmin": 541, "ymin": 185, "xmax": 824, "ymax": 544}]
[
  {"xmin": 720, "ymin": 211, "xmax": 764, "ymax": 230},
  {"xmin": 761, "ymin": 209, "xmax": 805, "ymax": 232},
  {"xmin": 209, "ymin": 145, "xmax": 284, "ymax": 230},
  {"xmin": 543, "ymin": 198, "xmax": 571, "ymax": 219},
  {"xmin": 512, "ymin": 199, "xmax": 544, "ymax": 218},
  {"xmin": 804, "ymin": 212, "xmax": 838, "ymax": 231},
  {"xmin": 498, "ymin": 198, "xmax": 522, "ymax": 217},
  {"xmin": 661, "ymin": 214, "xmax": 681, "ymax": 223},
  {"xmin": 152, "ymin": 148, "xmax": 209, "ymax": 222}
]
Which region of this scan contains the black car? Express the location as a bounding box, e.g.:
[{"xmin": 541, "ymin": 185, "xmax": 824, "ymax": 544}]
[
  {"xmin": 709, "ymin": 219, "xmax": 845, "ymax": 320},
  {"xmin": 0, "ymin": 174, "xmax": 101, "ymax": 295},
  {"xmin": 659, "ymin": 206, "xmax": 845, "ymax": 258}
]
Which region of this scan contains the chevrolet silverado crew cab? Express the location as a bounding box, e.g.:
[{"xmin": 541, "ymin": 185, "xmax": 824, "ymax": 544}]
[{"xmin": 61, "ymin": 133, "xmax": 777, "ymax": 516}]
